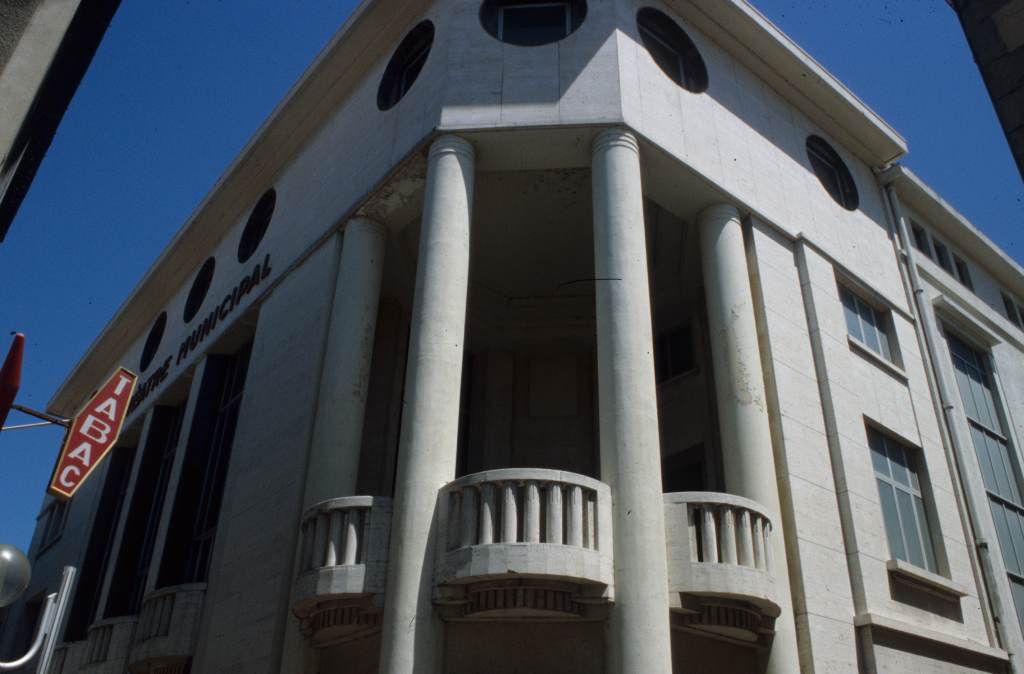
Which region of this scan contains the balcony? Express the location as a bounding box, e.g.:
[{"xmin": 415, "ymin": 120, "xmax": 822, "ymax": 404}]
[
  {"xmin": 291, "ymin": 496, "xmax": 392, "ymax": 646},
  {"xmin": 126, "ymin": 584, "xmax": 205, "ymax": 673},
  {"xmin": 435, "ymin": 468, "xmax": 613, "ymax": 620},
  {"xmin": 664, "ymin": 492, "xmax": 780, "ymax": 645},
  {"xmin": 49, "ymin": 641, "xmax": 87, "ymax": 674},
  {"xmin": 79, "ymin": 617, "xmax": 136, "ymax": 673}
]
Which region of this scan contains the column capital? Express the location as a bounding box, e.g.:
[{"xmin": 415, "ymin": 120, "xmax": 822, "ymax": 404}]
[
  {"xmin": 345, "ymin": 216, "xmax": 386, "ymax": 237},
  {"xmin": 428, "ymin": 134, "xmax": 475, "ymax": 162},
  {"xmin": 592, "ymin": 127, "xmax": 639, "ymax": 157},
  {"xmin": 697, "ymin": 203, "xmax": 742, "ymax": 227}
]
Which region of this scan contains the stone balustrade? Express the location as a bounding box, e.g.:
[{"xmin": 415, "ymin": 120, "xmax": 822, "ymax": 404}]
[
  {"xmin": 664, "ymin": 492, "xmax": 781, "ymax": 621},
  {"xmin": 291, "ymin": 496, "xmax": 393, "ymax": 620},
  {"xmin": 127, "ymin": 584, "xmax": 205, "ymax": 673},
  {"xmin": 435, "ymin": 469, "xmax": 613, "ymax": 592},
  {"xmin": 49, "ymin": 641, "xmax": 87, "ymax": 674},
  {"xmin": 80, "ymin": 617, "xmax": 136, "ymax": 673}
]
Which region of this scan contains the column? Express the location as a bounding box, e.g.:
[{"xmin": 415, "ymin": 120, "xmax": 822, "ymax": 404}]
[
  {"xmin": 379, "ymin": 135, "xmax": 475, "ymax": 674},
  {"xmin": 303, "ymin": 216, "xmax": 387, "ymax": 507},
  {"xmin": 698, "ymin": 203, "xmax": 799, "ymax": 674},
  {"xmin": 592, "ymin": 128, "xmax": 673, "ymax": 674}
]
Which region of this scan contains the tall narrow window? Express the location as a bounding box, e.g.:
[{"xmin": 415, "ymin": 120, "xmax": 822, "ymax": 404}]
[
  {"xmin": 159, "ymin": 341, "xmax": 252, "ymax": 586},
  {"xmin": 934, "ymin": 240, "xmax": 954, "ymax": 274},
  {"xmin": 655, "ymin": 323, "xmax": 695, "ymax": 382},
  {"xmin": 1002, "ymin": 293, "xmax": 1021, "ymax": 327},
  {"xmin": 839, "ymin": 285, "xmax": 896, "ymax": 363},
  {"xmin": 868, "ymin": 427, "xmax": 938, "ymax": 572},
  {"xmin": 953, "ymin": 255, "xmax": 974, "ymax": 291},
  {"xmin": 105, "ymin": 406, "xmax": 184, "ymax": 617},
  {"xmin": 946, "ymin": 331, "xmax": 1024, "ymax": 632},
  {"xmin": 910, "ymin": 221, "xmax": 933, "ymax": 260}
]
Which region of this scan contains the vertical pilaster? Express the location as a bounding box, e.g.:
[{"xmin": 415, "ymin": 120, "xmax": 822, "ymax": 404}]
[
  {"xmin": 591, "ymin": 127, "xmax": 673, "ymax": 674},
  {"xmin": 379, "ymin": 134, "xmax": 475, "ymax": 674},
  {"xmin": 303, "ymin": 216, "xmax": 387, "ymax": 507},
  {"xmin": 698, "ymin": 203, "xmax": 799, "ymax": 674}
]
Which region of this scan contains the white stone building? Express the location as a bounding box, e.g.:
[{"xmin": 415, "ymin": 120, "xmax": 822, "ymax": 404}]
[{"xmin": 2, "ymin": 0, "xmax": 1024, "ymax": 672}]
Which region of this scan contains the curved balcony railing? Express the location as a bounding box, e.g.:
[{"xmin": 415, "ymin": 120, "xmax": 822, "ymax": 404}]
[
  {"xmin": 664, "ymin": 492, "xmax": 780, "ymax": 616},
  {"xmin": 127, "ymin": 584, "xmax": 205, "ymax": 672},
  {"xmin": 80, "ymin": 617, "xmax": 136, "ymax": 673},
  {"xmin": 291, "ymin": 496, "xmax": 392, "ymax": 620},
  {"xmin": 436, "ymin": 469, "xmax": 613, "ymax": 590}
]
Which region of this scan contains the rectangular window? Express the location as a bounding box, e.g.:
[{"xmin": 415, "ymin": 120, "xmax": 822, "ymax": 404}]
[
  {"xmin": 839, "ymin": 285, "xmax": 895, "ymax": 363},
  {"xmin": 1003, "ymin": 293, "xmax": 1022, "ymax": 328},
  {"xmin": 910, "ymin": 221, "xmax": 932, "ymax": 259},
  {"xmin": 159, "ymin": 340, "xmax": 252, "ymax": 587},
  {"xmin": 953, "ymin": 255, "xmax": 974, "ymax": 291},
  {"xmin": 946, "ymin": 331, "xmax": 1024, "ymax": 633},
  {"xmin": 499, "ymin": 3, "xmax": 570, "ymax": 45},
  {"xmin": 934, "ymin": 240, "xmax": 954, "ymax": 274},
  {"xmin": 105, "ymin": 406, "xmax": 184, "ymax": 617},
  {"xmin": 655, "ymin": 323, "xmax": 695, "ymax": 383},
  {"xmin": 868, "ymin": 426, "xmax": 938, "ymax": 572}
]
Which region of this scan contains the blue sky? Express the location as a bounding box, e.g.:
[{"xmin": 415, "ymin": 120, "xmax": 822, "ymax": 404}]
[{"xmin": 1, "ymin": 1, "xmax": 1021, "ymax": 553}]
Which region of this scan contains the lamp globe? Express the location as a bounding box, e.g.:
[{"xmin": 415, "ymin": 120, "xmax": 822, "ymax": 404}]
[{"xmin": 0, "ymin": 544, "xmax": 31, "ymax": 608}]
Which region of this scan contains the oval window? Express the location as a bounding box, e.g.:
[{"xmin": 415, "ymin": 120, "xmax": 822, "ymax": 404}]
[
  {"xmin": 378, "ymin": 21, "xmax": 435, "ymax": 111},
  {"xmin": 238, "ymin": 189, "xmax": 275, "ymax": 264},
  {"xmin": 184, "ymin": 257, "xmax": 216, "ymax": 323},
  {"xmin": 140, "ymin": 312, "xmax": 167, "ymax": 373},
  {"xmin": 805, "ymin": 135, "xmax": 859, "ymax": 211},
  {"xmin": 480, "ymin": 0, "xmax": 587, "ymax": 47},
  {"xmin": 636, "ymin": 8, "xmax": 708, "ymax": 94}
]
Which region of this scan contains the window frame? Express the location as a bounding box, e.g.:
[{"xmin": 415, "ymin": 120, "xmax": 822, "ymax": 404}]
[
  {"xmin": 497, "ymin": 2, "xmax": 572, "ymax": 43},
  {"xmin": 839, "ymin": 283, "xmax": 899, "ymax": 365},
  {"xmin": 37, "ymin": 499, "xmax": 69, "ymax": 553},
  {"xmin": 805, "ymin": 135, "xmax": 859, "ymax": 210},
  {"xmin": 910, "ymin": 221, "xmax": 933, "ymax": 260},
  {"xmin": 933, "ymin": 239, "xmax": 954, "ymax": 274},
  {"xmin": 867, "ymin": 425, "xmax": 940, "ymax": 574},
  {"xmin": 953, "ymin": 255, "xmax": 974, "ymax": 291},
  {"xmin": 1002, "ymin": 293, "xmax": 1021, "ymax": 328},
  {"xmin": 635, "ymin": 7, "xmax": 708, "ymax": 94}
]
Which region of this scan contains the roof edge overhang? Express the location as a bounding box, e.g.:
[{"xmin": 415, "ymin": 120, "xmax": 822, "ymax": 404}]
[
  {"xmin": 881, "ymin": 164, "xmax": 1024, "ymax": 298},
  {"xmin": 681, "ymin": 0, "xmax": 907, "ymax": 167}
]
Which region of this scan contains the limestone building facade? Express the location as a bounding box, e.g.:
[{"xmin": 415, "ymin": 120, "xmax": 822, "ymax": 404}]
[{"xmin": 2, "ymin": 0, "xmax": 1024, "ymax": 672}]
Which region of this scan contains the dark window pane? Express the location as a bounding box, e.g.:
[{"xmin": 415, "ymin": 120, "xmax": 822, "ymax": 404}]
[
  {"xmin": 878, "ymin": 479, "xmax": 906, "ymax": 562},
  {"xmin": 500, "ymin": 5, "xmax": 569, "ymax": 46},
  {"xmin": 914, "ymin": 496, "xmax": 937, "ymax": 572},
  {"xmin": 896, "ymin": 489, "xmax": 924, "ymax": 568}
]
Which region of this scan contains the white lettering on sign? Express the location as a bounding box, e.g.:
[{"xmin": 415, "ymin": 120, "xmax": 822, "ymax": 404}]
[{"xmin": 48, "ymin": 367, "xmax": 138, "ymax": 499}]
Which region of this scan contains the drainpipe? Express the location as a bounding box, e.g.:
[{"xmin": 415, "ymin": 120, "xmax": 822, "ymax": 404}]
[{"xmin": 882, "ymin": 175, "xmax": 1024, "ymax": 672}]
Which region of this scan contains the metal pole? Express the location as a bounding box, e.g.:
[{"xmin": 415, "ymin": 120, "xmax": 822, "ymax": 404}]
[
  {"xmin": 9, "ymin": 405, "xmax": 69, "ymax": 428},
  {"xmin": 0, "ymin": 566, "xmax": 75, "ymax": 672}
]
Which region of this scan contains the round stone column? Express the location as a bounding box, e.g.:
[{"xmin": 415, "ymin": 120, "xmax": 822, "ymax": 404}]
[
  {"xmin": 379, "ymin": 135, "xmax": 475, "ymax": 674},
  {"xmin": 698, "ymin": 203, "xmax": 799, "ymax": 674},
  {"xmin": 592, "ymin": 128, "xmax": 673, "ymax": 674},
  {"xmin": 303, "ymin": 217, "xmax": 387, "ymax": 507}
]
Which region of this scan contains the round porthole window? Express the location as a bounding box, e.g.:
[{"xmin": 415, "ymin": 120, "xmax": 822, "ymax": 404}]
[
  {"xmin": 480, "ymin": 0, "xmax": 587, "ymax": 47},
  {"xmin": 378, "ymin": 21, "xmax": 435, "ymax": 111},
  {"xmin": 238, "ymin": 189, "xmax": 276, "ymax": 264},
  {"xmin": 636, "ymin": 8, "xmax": 708, "ymax": 94},
  {"xmin": 184, "ymin": 257, "xmax": 216, "ymax": 323},
  {"xmin": 140, "ymin": 312, "xmax": 167, "ymax": 373},
  {"xmin": 805, "ymin": 135, "xmax": 859, "ymax": 211}
]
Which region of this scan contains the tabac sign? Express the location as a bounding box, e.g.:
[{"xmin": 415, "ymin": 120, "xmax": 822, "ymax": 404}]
[{"xmin": 48, "ymin": 367, "xmax": 137, "ymax": 499}]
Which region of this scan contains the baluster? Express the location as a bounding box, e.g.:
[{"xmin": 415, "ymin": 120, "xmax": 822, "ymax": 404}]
[
  {"xmin": 763, "ymin": 519, "xmax": 773, "ymax": 573},
  {"xmin": 461, "ymin": 488, "xmax": 479, "ymax": 548},
  {"xmin": 687, "ymin": 503, "xmax": 698, "ymax": 562},
  {"xmin": 524, "ymin": 482, "xmax": 541, "ymax": 543},
  {"xmin": 342, "ymin": 511, "xmax": 359, "ymax": 565},
  {"xmin": 567, "ymin": 485, "xmax": 583, "ymax": 547},
  {"xmin": 737, "ymin": 509, "xmax": 754, "ymax": 567},
  {"xmin": 312, "ymin": 513, "xmax": 329, "ymax": 568},
  {"xmin": 447, "ymin": 491, "xmax": 461, "ymax": 551},
  {"xmin": 502, "ymin": 483, "xmax": 518, "ymax": 542},
  {"xmin": 547, "ymin": 483, "xmax": 563, "ymax": 544},
  {"xmin": 701, "ymin": 505, "xmax": 719, "ymax": 563},
  {"xmin": 721, "ymin": 506, "xmax": 737, "ymax": 564},
  {"xmin": 480, "ymin": 484, "xmax": 496, "ymax": 544},
  {"xmin": 752, "ymin": 516, "xmax": 765, "ymax": 570},
  {"xmin": 585, "ymin": 492, "xmax": 597, "ymax": 549},
  {"xmin": 325, "ymin": 509, "xmax": 343, "ymax": 566}
]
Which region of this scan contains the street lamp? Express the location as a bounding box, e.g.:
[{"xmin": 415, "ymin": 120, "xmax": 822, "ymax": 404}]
[{"xmin": 0, "ymin": 545, "xmax": 75, "ymax": 673}]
